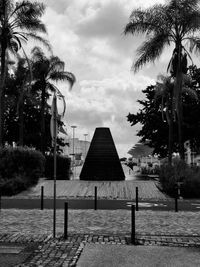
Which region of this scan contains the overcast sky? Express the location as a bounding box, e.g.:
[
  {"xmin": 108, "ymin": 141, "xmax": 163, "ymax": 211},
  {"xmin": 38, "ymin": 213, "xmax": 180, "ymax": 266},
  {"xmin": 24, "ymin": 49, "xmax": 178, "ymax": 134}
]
[{"xmin": 34, "ymin": 0, "xmax": 174, "ymax": 157}]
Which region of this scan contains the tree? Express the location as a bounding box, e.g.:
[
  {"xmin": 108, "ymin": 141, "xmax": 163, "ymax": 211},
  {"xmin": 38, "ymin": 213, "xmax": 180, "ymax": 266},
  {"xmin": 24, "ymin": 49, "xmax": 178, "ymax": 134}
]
[
  {"xmin": 31, "ymin": 47, "xmax": 76, "ymax": 154},
  {"xmin": 11, "ymin": 57, "xmax": 31, "ymax": 146},
  {"xmin": 127, "ymin": 68, "xmax": 200, "ymax": 158},
  {"xmin": 124, "ymin": 0, "xmax": 200, "ymax": 159},
  {"xmin": 0, "ymin": 0, "xmax": 49, "ymax": 146},
  {"xmin": 155, "ymin": 75, "xmax": 174, "ymax": 164}
]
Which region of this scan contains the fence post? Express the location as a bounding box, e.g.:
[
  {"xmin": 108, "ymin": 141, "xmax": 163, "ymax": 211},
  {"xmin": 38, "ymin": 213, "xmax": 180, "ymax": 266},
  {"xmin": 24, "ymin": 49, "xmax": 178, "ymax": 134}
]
[
  {"xmin": 175, "ymin": 197, "xmax": 178, "ymax": 212},
  {"xmin": 41, "ymin": 186, "xmax": 44, "ymax": 210},
  {"xmin": 94, "ymin": 186, "xmax": 97, "ymax": 210},
  {"xmin": 64, "ymin": 202, "xmax": 68, "ymax": 239},
  {"xmin": 131, "ymin": 205, "xmax": 136, "ymax": 245},
  {"xmin": 136, "ymin": 187, "xmax": 139, "ymax": 211}
]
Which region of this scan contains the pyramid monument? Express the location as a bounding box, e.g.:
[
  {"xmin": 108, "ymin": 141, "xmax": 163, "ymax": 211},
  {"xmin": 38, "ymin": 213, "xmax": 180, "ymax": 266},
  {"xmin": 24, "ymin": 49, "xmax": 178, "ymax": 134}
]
[{"xmin": 80, "ymin": 127, "xmax": 125, "ymax": 181}]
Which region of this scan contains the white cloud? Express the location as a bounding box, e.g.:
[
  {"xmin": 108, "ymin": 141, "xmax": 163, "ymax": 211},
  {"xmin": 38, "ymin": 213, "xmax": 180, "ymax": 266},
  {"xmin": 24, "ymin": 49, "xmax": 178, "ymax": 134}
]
[{"xmin": 39, "ymin": 0, "xmax": 172, "ymax": 156}]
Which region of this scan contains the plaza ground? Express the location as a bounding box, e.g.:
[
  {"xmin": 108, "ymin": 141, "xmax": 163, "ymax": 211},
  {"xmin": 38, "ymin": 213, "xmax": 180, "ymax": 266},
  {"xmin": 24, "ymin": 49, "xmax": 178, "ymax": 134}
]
[{"xmin": 1, "ymin": 165, "xmax": 200, "ymax": 266}]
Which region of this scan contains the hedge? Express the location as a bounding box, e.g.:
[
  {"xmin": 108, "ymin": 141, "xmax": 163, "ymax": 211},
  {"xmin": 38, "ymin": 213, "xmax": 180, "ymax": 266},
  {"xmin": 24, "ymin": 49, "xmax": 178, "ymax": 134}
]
[
  {"xmin": 0, "ymin": 146, "xmax": 45, "ymax": 196},
  {"xmin": 45, "ymin": 154, "xmax": 71, "ymax": 180},
  {"xmin": 159, "ymin": 158, "xmax": 200, "ymax": 198}
]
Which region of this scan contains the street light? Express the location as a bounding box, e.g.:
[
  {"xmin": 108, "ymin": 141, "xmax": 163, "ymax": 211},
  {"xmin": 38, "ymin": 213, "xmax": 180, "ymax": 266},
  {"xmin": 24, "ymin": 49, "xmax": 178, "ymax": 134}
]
[
  {"xmin": 84, "ymin": 133, "xmax": 88, "ymax": 160},
  {"xmin": 71, "ymin": 125, "xmax": 77, "ymax": 179}
]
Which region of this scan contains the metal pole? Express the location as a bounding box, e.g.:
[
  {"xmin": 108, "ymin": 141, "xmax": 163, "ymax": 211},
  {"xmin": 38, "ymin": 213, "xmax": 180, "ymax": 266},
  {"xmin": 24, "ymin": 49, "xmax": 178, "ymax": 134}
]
[
  {"xmin": 64, "ymin": 202, "xmax": 68, "ymax": 239},
  {"xmin": 53, "ymin": 97, "xmax": 57, "ymax": 238},
  {"xmin": 175, "ymin": 197, "xmax": 178, "ymax": 212},
  {"xmin": 136, "ymin": 187, "xmax": 138, "ymax": 211},
  {"xmin": 131, "ymin": 205, "xmax": 135, "ymax": 245},
  {"xmin": 71, "ymin": 126, "xmax": 77, "ymax": 179},
  {"xmin": 94, "ymin": 186, "xmax": 97, "ymax": 210},
  {"xmin": 41, "ymin": 186, "xmax": 44, "ymax": 210},
  {"xmin": 0, "ymin": 193, "xmax": 1, "ymax": 211}
]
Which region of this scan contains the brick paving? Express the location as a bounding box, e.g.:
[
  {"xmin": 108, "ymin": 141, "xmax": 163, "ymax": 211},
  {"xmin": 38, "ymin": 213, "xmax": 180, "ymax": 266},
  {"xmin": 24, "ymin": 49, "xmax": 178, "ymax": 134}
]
[
  {"xmin": 1, "ymin": 209, "xmax": 200, "ymax": 266},
  {"xmin": 1, "ymin": 233, "xmax": 200, "ymax": 267}
]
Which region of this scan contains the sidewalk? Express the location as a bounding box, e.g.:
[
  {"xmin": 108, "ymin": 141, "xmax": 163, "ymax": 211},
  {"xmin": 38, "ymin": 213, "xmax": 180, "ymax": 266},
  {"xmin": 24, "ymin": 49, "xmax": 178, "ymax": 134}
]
[{"xmin": 1, "ymin": 209, "xmax": 200, "ymax": 266}]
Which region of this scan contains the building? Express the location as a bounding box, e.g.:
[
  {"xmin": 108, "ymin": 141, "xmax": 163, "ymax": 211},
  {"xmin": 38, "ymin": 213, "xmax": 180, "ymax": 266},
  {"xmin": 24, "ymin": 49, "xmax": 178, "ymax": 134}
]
[{"xmin": 63, "ymin": 137, "xmax": 90, "ymax": 161}]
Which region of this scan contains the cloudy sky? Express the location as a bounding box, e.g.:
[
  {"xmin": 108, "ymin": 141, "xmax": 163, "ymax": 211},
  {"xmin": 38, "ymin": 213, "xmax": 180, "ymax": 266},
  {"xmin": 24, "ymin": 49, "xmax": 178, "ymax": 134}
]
[{"xmin": 35, "ymin": 0, "xmax": 172, "ymax": 157}]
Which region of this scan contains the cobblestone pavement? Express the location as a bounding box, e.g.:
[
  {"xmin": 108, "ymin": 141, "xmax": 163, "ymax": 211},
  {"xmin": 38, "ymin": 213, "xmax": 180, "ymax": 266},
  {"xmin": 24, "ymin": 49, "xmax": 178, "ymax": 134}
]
[
  {"xmin": 1, "ymin": 232, "xmax": 200, "ymax": 267},
  {"xmin": 12, "ymin": 180, "xmax": 169, "ymax": 200},
  {"xmin": 1, "ymin": 209, "xmax": 200, "ymax": 236},
  {"xmin": 1, "ymin": 209, "xmax": 200, "ymax": 266},
  {"xmin": 0, "ymin": 209, "xmax": 200, "ymax": 267}
]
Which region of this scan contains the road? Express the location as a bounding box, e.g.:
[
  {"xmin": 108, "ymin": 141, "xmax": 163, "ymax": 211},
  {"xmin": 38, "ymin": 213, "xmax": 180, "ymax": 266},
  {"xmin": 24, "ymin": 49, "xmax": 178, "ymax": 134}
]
[{"xmin": 1, "ymin": 198, "xmax": 200, "ymax": 211}]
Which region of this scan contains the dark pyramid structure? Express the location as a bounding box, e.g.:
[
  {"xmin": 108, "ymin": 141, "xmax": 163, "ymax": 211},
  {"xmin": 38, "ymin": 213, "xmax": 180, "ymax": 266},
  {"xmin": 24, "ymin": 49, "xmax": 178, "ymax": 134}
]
[{"xmin": 80, "ymin": 127, "xmax": 125, "ymax": 181}]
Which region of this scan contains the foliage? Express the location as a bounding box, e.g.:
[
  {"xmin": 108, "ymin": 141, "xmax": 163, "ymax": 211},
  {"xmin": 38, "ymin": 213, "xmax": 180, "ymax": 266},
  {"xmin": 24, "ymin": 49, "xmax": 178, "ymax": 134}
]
[
  {"xmin": 0, "ymin": 146, "xmax": 45, "ymax": 196},
  {"xmin": 45, "ymin": 154, "xmax": 71, "ymax": 180},
  {"xmin": 141, "ymin": 165, "xmax": 160, "ymax": 175},
  {"xmin": 31, "ymin": 46, "xmax": 76, "ymax": 153},
  {"xmin": 124, "ymin": 0, "xmax": 200, "ymax": 159},
  {"xmin": 4, "ymin": 63, "xmax": 68, "ymax": 153},
  {"xmin": 127, "ymin": 67, "xmax": 200, "ymax": 157},
  {"xmin": 0, "ymin": 0, "xmax": 50, "ymax": 146},
  {"xmin": 159, "ymin": 158, "xmax": 200, "ymax": 198}
]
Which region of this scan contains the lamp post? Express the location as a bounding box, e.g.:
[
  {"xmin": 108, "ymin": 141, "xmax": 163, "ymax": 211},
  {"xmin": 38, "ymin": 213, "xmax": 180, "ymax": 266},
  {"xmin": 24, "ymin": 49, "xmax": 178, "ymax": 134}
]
[
  {"xmin": 84, "ymin": 133, "xmax": 88, "ymax": 160},
  {"xmin": 71, "ymin": 125, "xmax": 77, "ymax": 179}
]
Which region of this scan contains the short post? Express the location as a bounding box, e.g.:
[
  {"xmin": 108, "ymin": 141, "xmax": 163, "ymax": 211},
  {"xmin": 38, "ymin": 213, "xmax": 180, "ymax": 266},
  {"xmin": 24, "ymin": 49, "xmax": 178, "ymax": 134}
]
[
  {"xmin": 131, "ymin": 205, "xmax": 136, "ymax": 245},
  {"xmin": 175, "ymin": 197, "xmax": 178, "ymax": 212},
  {"xmin": 94, "ymin": 186, "xmax": 97, "ymax": 210},
  {"xmin": 41, "ymin": 186, "xmax": 44, "ymax": 210},
  {"xmin": 64, "ymin": 202, "xmax": 68, "ymax": 239},
  {"xmin": 136, "ymin": 187, "xmax": 139, "ymax": 211}
]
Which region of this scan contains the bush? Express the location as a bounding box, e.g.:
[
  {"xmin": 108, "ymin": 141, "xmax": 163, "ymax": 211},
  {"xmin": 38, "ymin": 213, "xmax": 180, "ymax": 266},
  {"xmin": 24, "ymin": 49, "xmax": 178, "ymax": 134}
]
[
  {"xmin": 45, "ymin": 154, "xmax": 71, "ymax": 180},
  {"xmin": 0, "ymin": 146, "xmax": 45, "ymax": 196},
  {"xmin": 159, "ymin": 158, "xmax": 200, "ymax": 198}
]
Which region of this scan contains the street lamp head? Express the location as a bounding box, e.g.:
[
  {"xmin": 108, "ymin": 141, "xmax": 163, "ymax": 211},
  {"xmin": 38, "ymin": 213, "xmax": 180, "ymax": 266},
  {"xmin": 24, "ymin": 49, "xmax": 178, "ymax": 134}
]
[{"xmin": 71, "ymin": 125, "xmax": 77, "ymax": 129}]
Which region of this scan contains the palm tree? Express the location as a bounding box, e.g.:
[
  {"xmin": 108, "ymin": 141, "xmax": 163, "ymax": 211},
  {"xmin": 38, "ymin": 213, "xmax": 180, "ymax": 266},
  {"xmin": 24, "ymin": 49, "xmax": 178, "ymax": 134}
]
[
  {"xmin": 155, "ymin": 75, "xmax": 174, "ymax": 165},
  {"xmin": 124, "ymin": 0, "xmax": 200, "ymax": 159},
  {"xmin": 0, "ymin": 0, "xmax": 50, "ymax": 146},
  {"xmin": 12, "ymin": 57, "xmax": 32, "ymax": 146},
  {"xmin": 155, "ymin": 74, "xmax": 198, "ymax": 164},
  {"xmin": 31, "ymin": 47, "xmax": 76, "ymax": 154}
]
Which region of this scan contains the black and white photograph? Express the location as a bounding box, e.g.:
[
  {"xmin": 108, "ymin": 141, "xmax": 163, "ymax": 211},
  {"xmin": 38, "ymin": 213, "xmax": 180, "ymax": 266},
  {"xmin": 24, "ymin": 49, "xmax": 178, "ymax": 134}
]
[{"xmin": 0, "ymin": 0, "xmax": 200, "ymax": 266}]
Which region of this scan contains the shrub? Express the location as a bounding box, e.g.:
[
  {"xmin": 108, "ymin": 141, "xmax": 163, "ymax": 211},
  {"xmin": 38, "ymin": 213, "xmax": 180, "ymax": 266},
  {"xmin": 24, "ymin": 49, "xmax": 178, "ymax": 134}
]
[
  {"xmin": 159, "ymin": 158, "xmax": 200, "ymax": 198},
  {"xmin": 0, "ymin": 146, "xmax": 45, "ymax": 196},
  {"xmin": 45, "ymin": 154, "xmax": 71, "ymax": 180}
]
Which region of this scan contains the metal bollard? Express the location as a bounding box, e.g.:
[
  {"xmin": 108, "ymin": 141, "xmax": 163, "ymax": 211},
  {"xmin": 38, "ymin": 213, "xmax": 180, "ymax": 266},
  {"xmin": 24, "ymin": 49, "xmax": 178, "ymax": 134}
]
[
  {"xmin": 41, "ymin": 186, "xmax": 44, "ymax": 210},
  {"xmin": 64, "ymin": 202, "xmax": 68, "ymax": 239},
  {"xmin": 175, "ymin": 197, "xmax": 178, "ymax": 212},
  {"xmin": 136, "ymin": 187, "xmax": 139, "ymax": 211},
  {"xmin": 94, "ymin": 186, "xmax": 97, "ymax": 210},
  {"xmin": 131, "ymin": 205, "xmax": 136, "ymax": 245}
]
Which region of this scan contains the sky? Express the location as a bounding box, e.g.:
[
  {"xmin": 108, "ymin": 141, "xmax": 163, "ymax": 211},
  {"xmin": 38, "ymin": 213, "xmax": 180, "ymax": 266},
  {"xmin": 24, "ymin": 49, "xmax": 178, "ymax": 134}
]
[{"xmin": 33, "ymin": 0, "xmax": 173, "ymax": 157}]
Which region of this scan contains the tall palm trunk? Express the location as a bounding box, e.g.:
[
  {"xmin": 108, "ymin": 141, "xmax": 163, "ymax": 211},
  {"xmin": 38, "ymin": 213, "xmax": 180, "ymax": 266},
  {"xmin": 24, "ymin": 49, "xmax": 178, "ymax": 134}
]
[
  {"xmin": 0, "ymin": 43, "xmax": 7, "ymax": 146},
  {"xmin": 18, "ymin": 93, "xmax": 24, "ymax": 146},
  {"xmin": 166, "ymin": 93, "xmax": 173, "ymax": 165},
  {"xmin": 40, "ymin": 80, "xmax": 46, "ymax": 154},
  {"xmin": 175, "ymin": 43, "xmax": 184, "ymax": 160}
]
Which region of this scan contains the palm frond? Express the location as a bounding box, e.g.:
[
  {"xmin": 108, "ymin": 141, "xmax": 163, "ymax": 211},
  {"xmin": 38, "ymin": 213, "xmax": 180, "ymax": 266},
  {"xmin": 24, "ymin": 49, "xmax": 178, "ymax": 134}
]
[
  {"xmin": 124, "ymin": 4, "xmax": 168, "ymax": 36},
  {"xmin": 133, "ymin": 33, "xmax": 169, "ymax": 72},
  {"xmin": 15, "ymin": 1, "xmax": 45, "ymax": 20},
  {"xmin": 187, "ymin": 36, "xmax": 200, "ymax": 54},
  {"xmin": 49, "ymin": 56, "xmax": 65, "ymax": 73},
  {"xmin": 24, "ymin": 33, "xmax": 52, "ymax": 52},
  {"xmin": 49, "ymin": 71, "xmax": 76, "ymax": 87}
]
